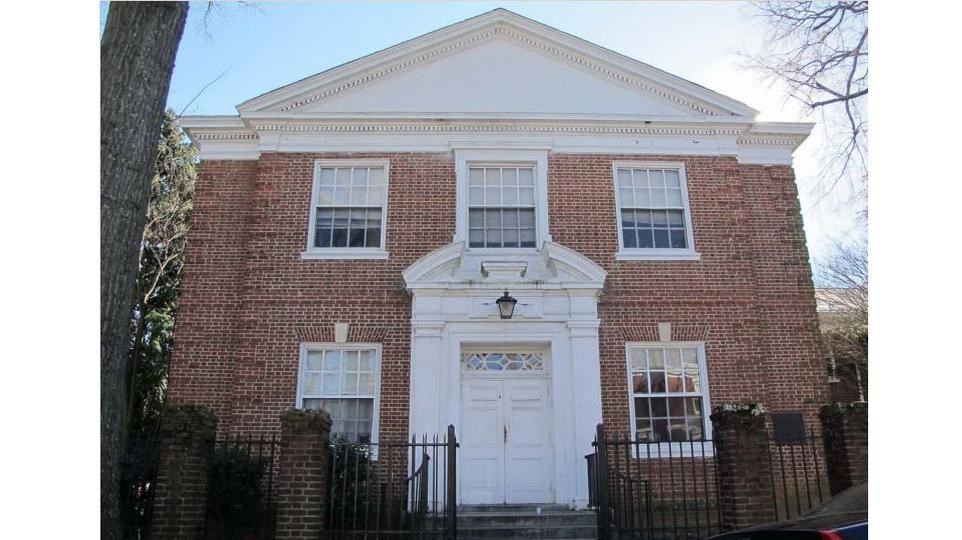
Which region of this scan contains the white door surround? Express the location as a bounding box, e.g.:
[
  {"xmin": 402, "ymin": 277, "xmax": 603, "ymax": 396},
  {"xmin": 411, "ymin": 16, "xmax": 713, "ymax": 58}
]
[
  {"xmin": 403, "ymin": 241, "xmax": 607, "ymax": 509},
  {"xmin": 460, "ymin": 349, "xmax": 554, "ymax": 504}
]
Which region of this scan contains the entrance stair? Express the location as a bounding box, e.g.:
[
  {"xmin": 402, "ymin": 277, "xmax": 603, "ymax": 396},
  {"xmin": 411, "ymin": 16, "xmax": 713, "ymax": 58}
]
[{"xmin": 457, "ymin": 504, "xmax": 597, "ymax": 540}]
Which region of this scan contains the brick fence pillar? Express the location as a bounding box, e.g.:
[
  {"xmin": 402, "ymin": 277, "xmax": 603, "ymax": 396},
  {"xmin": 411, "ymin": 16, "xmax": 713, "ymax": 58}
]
[
  {"xmin": 711, "ymin": 408, "xmax": 776, "ymax": 531},
  {"xmin": 150, "ymin": 405, "xmax": 218, "ymax": 539},
  {"xmin": 820, "ymin": 402, "xmax": 868, "ymax": 495},
  {"xmin": 275, "ymin": 409, "xmax": 332, "ymax": 539}
]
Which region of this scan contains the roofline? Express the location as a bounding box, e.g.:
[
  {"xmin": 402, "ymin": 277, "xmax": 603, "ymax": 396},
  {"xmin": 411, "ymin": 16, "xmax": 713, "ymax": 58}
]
[{"xmin": 237, "ymin": 8, "xmax": 759, "ymax": 117}]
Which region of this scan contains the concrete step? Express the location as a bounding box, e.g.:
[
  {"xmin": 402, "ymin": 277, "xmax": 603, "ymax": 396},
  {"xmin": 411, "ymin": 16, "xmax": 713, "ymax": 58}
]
[
  {"xmin": 457, "ymin": 524, "xmax": 597, "ymax": 540},
  {"xmin": 458, "ymin": 511, "xmax": 596, "ymax": 528},
  {"xmin": 459, "ymin": 504, "xmax": 571, "ymax": 513}
]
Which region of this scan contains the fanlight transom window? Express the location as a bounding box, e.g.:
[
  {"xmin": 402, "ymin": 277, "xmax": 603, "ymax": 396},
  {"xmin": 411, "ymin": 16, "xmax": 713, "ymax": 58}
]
[{"xmin": 461, "ymin": 352, "xmax": 545, "ymax": 372}]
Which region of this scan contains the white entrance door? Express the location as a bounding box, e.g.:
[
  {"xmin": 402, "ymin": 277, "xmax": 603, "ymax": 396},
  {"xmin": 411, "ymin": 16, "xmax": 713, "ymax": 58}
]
[{"xmin": 460, "ymin": 376, "xmax": 553, "ymax": 504}]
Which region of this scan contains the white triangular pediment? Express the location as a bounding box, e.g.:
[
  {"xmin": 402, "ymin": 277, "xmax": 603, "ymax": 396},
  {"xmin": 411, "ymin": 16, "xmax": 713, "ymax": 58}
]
[
  {"xmin": 301, "ymin": 39, "xmax": 688, "ymax": 116},
  {"xmin": 239, "ymin": 9, "xmax": 756, "ymax": 119}
]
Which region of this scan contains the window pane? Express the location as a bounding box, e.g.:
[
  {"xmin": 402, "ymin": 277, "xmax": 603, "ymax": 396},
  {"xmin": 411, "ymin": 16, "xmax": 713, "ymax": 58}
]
[
  {"xmin": 336, "ymin": 168, "xmax": 351, "ymax": 186},
  {"xmin": 324, "ymin": 350, "xmax": 342, "ymax": 370},
  {"xmin": 623, "ymin": 228, "xmax": 638, "ymax": 248},
  {"xmin": 344, "ymin": 350, "xmax": 359, "ymax": 371},
  {"xmin": 650, "ymin": 371, "xmax": 666, "ymax": 393},
  {"xmin": 503, "ymin": 210, "xmax": 519, "ymax": 227},
  {"xmin": 686, "ymin": 397, "xmax": 704, "ymax": 417},
  {"xmin": 486, "ymin": 228, "xmax": 502, "ymax": 246},
  {"xmin": 316, "ymin": 208, "xmax": 333, "ymax": 227},
  {"xmin": 359, "ymin": 373, "xmax": 375, "ymax": 395},
  {"xmin": 668, "ymin": 397, "xmax": 685, "ymax": 417},
  {"xmin": 503, "ymin": 186, "xmax": 519, "ymax": 205},
  {"xmin": 635, "ymin": 188, "xmax": 652, "ymax": 207},
  {"xmin": 469, "ymin": 209, "xmax": 483, "ymax": 227},
  {"xmin": 519, "ymin": 187, "xmax": 535, "ymax": 205},
  {"xmin": 304, "ymin": 373, "xmax": 322, "ymax": 394},
  {"xmin": 652, "ymin": 419, "xmax": 670, "ymax": 442},
  {"xmin": 334, "ymin": 185, "xmax": 350, "ymax": 205},
  {"xmin": 470, "ymin": 187, "xmax": 484, "ymax": 205},
  {"xmin": 341, "ymin": 373, "xmax": 358, "ymax": 395},
  {"xmin": 636, "ymin": 417, "xmax": 653, "ymax": 441},
  {"xmin": 622, "ymin": 209, "xmax": 636, "ymax": 229},
  {"xmin": 665, "ymin": 170, "xmax": 680, "ymax": 187},
  {"xmin": 634, "ymin": 397, "xmax": 651, "ymax": 418},
  {"xmin": 305, "ymin": 351, "xmax": 324, "ymax": 371},
  {"xmin": 651, "ymin": 188, "xmax": 666, "ymax": 207},
  {"xmin": 519, "ymin": 209, "xmax": 535, "ymax": 228},
  {"xmin": 633, "ymin": 169, "xmax": 649, "ymax": 187},
  {"xmin": 649, "ymin": 349, "xmax": 665, "ymax": 369},
  {"xmin": 632, "ymin": 373, "xmax": 648, "ymax": 393},
  {"xmin": 352, "ymin": 167, "xmax": 368, "ymax": 185},
  {"xmin": 667, "ymin": 210, "xmax": 685, "ymax": 227},
  {"xmin": 320, "ymin": 168, "xmax": 336, "ymax": 185},
  {"xmin": 650, "ymin": 397, "xmax": 667, "ymax": 417},
  {"xmin": 636, "ymin": 210, "xmax": 653, "ymax": 228},
  {"xmin": 469, "ymin": 168, "xmax": 484, "ymax": 186},
  {"xmin": 619, "ymin": 188, "xmax": 635, "ymax": 206},
  {"xmin": 617, "ymin": 169, "xmax": 633, "ymax": 188},
  {"xmin": 315, "ymin": 227, "xmax": 332, "ymax": 248},
  {"xmin": 653, "ymin": 229, "xmax": 670, "ymax": 248},
  {"xmin": 367, "ymin": 186, "xmax": 384, "ymax": 205},
  {"xmin": 485, "ymin": 167, "xmax": 502, "ymax": 185},
  {"xmin": 368, "ymin": 167, "xmax": 385, "ymax": 187},
  {"xmin": 638, "ymin": 229, "xmax": 654, "ymax": 248},
  {"xmin": 469, "ymin": 229, "xmax": 484, "ymax": 247},
  {"xmin": 667, "ymin": 372, "xmax": 684, "ymax": 392},
  {"xmin": 630, "ymin": 349, "xmax": 648, "ymax": 371},
  {"xmin": 518, "ymin": 168, "xmax": 534, "ymax": 186},
  {"xmin": 322, "ymin": 372, "xmax": 340, "ymax": 394},
  {"xmin": 350, "ymin": 187, "xmax": 367, "ymax": 205},
  {"xmin": 485, "ymin": 209, "xmax": 502, "ymax": 228},
  {"xmin": 520, "ymin": 229, "xmax": 536, "ymax": 248},
  {"xmin": 670, "ymin": 418, "xmax": 688, "ymax": 441},
  {"xmin": 650, "ymin": 170, "xmax": 666, "ymax": 188},
  {"xmin": 486, "ymin": 187, "xmax": 501, "ymax": 205},
  {"xmin": 503, "ymin": 168, "xmax": 518, "ymax": 186},
  {"xmin": 503, "ymin": 229, "xmax": 519, "ymax": 248},
  {"xmin": 666, "ymin": 188, "xmax": 683, "ymax": 207},
  {"xmin": 670, "ymin": 230, "xmax": 687, "ymax": 249},
  {"xmin": 318, "ymin": 186, "xmax": 335, "ymax": 204}
]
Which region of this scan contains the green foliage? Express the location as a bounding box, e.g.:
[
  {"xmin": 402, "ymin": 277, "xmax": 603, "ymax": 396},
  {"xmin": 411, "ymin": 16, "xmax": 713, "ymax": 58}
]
[
  {"xmin": 328, "ymin": 441, "xmax": 375, "ymax": 529},
  {"xmin": 206, "ymin": 446, "xmax": 270, "ymax": 532},
  {"xmin": 126, "ymin": 110, "xmax": 197, "ymax": 435}
]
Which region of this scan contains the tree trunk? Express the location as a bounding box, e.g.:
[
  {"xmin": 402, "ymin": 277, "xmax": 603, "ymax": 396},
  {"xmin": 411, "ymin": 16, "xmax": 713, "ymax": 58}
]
[{"xmin": 101, "ymin": 3, "xmax": 188, "ymax": 539}]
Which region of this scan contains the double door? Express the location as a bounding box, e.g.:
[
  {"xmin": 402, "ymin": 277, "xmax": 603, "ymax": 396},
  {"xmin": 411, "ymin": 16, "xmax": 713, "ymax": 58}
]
[{"xmin": 460, "ymin": 377, "xmax": 553, "ymax": 504}]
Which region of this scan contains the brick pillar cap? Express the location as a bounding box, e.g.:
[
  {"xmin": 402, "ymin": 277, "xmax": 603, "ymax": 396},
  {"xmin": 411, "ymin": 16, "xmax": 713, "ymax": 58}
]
[
  {"xmin": 820, "ymin": 402, "xmax": 868, "ymax": 418},
  {"xmin": 710, "ymin": 405, "xmax": 767, "ymax": 431},
  {"xmin": 280, "ymin": 408, "xmax": 333, "ymax": 432},
  {"xmin": 160, "ymin": 404, "xmax": 218, "ymax": 432}
]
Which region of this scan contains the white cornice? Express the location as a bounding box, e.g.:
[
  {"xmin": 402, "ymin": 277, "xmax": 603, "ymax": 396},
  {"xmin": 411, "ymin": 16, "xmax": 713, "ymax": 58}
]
[
  {"xmin": 237, "ymin": 9, "xmax": 755, "ymax": 117},
  {"xmin": 180, "ymin": 117, "xmax": 813, "ymax": 165}
]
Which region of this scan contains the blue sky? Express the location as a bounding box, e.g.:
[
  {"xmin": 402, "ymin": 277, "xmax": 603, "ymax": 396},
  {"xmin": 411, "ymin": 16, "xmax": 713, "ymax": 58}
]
[{"xmin": 101, "ymin": 1, "xmax": 863, "ymax": 261}]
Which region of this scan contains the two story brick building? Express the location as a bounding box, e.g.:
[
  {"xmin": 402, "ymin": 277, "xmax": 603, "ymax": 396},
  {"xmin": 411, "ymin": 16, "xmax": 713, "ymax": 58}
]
[{"xmin": 175, "ymin": 9, "xmax": 827, "ymax": 509}]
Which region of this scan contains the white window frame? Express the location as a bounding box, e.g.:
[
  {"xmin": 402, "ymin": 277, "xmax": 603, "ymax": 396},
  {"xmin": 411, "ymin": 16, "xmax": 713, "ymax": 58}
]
[
  {"xmin": 295, "ymin": 342, "xmax": 383, "ymax": 444},
  {"xmin": 612, "ymin": 161, "xmax": 700, "ymax": 261},
  {"xmin": 302, "ymin": 159, "xmax": 391, "ymax": 260},
  {"xmin": 454, "ymin": 148, "xmax": 551, "ymax": 252},
  {"xmin": 625, "ymin": 341, "xmax": 713, "ymax": 457}
]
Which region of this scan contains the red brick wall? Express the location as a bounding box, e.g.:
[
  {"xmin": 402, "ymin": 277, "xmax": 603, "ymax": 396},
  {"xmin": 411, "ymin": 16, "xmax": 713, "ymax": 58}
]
[{"xmin": 168, "ymin": 151, "xmax": 828, "ymax": 438}]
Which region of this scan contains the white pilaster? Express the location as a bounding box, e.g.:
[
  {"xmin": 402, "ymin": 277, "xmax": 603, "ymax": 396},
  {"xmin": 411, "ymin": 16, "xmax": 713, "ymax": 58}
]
[{"xmin": 567, "ymin": 317, "xmax": 603, "ymax": 507}]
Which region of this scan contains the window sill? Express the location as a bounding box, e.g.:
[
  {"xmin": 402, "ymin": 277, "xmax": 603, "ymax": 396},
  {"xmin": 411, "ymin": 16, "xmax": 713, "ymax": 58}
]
[
  {"xmin": 301, "ymin": 248, "xmax": 390, "ymax": 260},
  {"xmin": 616, "ymin": 250, "xmax": 701, "ymax": 262}
]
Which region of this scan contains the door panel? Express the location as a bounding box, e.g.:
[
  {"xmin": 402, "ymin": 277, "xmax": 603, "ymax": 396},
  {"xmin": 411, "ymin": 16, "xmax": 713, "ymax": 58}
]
[
  {"xmin": 460, "ymin": 380, "xmax": 505, "ymax": 504},
  {"xmin": 460, "ymin": 375, "xmax": 553, "ymax": 504},
  {"xmin": 504, "ymin": 379, "xmax": 553, "ymax": 503}
]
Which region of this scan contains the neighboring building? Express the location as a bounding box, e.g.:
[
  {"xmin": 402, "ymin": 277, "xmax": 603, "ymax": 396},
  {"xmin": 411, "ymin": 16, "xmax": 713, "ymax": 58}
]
[
  {"xmin": 174, "ymin": 9, "xmax": 827, "ymax": 508},
  {"xmin": 816, "ymin": 288, "xmax": 868, "ymax": 402}
]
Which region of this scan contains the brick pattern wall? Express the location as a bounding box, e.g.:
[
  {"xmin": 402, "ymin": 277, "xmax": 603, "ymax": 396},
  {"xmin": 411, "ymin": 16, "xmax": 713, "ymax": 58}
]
[
  {"xmin": 711, "ymin": 410, "xmax": 777, "ymax": 530},
  {"xmin": 275, "ymin": 409, "xmax": 332, "ymax": 539},
  {"xmin": 820, "ymin": 402, "xmax": 868, "ymax": 495},
  {"xmin": 168, "ymin": 151, "xmax": 828, "ymax": 439},
  {"xmin": 150, "ymin": 406, "xmax": 218, "ymax": 539}
]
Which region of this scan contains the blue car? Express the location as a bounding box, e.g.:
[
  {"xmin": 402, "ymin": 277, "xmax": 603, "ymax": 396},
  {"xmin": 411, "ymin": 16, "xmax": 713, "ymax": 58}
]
[{"xmin": 708, "ymin": 483, "xmax": 867, "ymax": 540}]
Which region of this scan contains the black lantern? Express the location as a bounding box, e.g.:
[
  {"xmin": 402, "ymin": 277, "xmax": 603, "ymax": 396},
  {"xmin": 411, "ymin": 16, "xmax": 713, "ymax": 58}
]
[{"xmin": 496, "ymin": 290, "xmax": 518, "ymax": 319}]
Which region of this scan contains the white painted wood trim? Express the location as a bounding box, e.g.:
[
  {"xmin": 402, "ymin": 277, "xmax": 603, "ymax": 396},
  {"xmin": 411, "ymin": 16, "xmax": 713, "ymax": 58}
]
[
  {"xmin": 623, "ymin": 341, "xmax": 714, "ymax": 458},
  {"xmin": 303, "ymin": 158, "xmax": 391, "ymax": 260},
  {"xmin": 296, "ymin": 342, "xmax": 384, "ymax": 444},
  {"xmin": 453, "ymin": 148, "xmax": 551, "ymax": 247},
  {"xmin": 611, "ymin": 160, "xmax": 701, "ymax": 261}
]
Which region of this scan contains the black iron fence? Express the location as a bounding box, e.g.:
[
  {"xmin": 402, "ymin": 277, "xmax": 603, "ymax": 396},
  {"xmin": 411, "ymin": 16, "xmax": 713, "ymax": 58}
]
[
  {"xmin": 327, "ymin": 425, "xmax": 458, "ymax": 540},
  {"xmin": 589, "ymin": 425, "xmax": 720, "ymax": 540},
  {"xmin": 589, "ymin": 424, "xmax": 833, "ymax": 540},
  {"xmin": 204, "ymin": 435, "xmax": 279, "ymax": 540},
  {"xmin": 120, "ymin": 432, "xmax": 163, "ymax": 539},
  {"xmin": 767, "ymin": 434, "xmax": 828, "ymax": 521}
]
